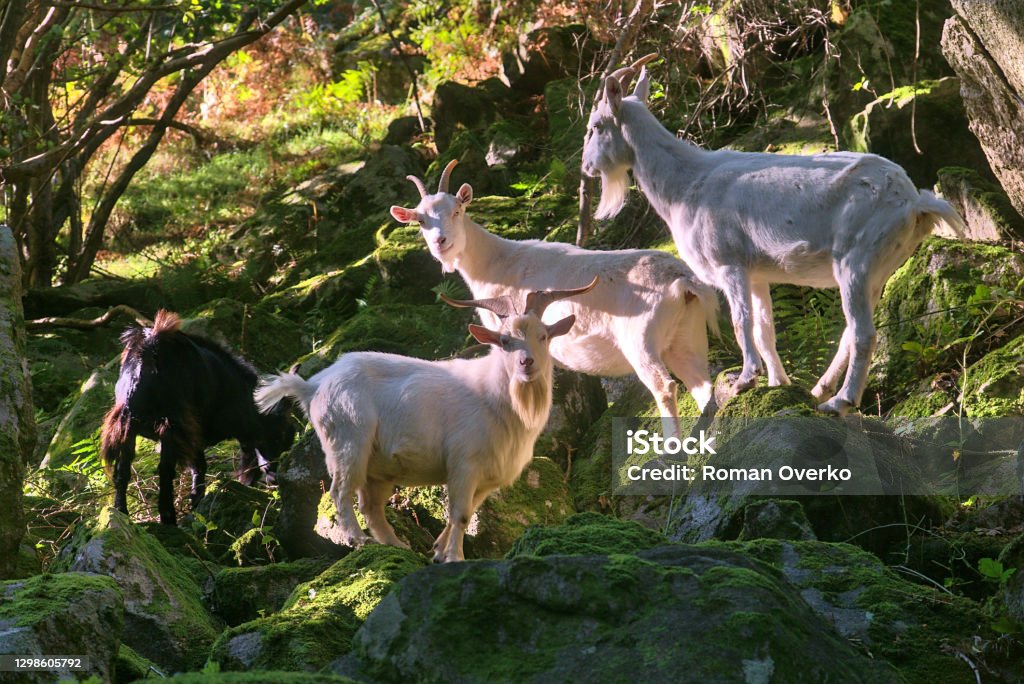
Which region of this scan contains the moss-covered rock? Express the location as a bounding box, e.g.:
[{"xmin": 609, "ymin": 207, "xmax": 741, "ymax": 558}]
[
  {"xmin": 0, "ymin": 572, "xmax": 123, "ymax": 683},
  {"xmin": 507, "ymin": 511, "xmax": 668, "ymax": 558},
  {"xmin": 432, "ymin": 78, "xmax": 515, "ymax": 153},
  {"xmin": 0, "ymin": 226, "xmax": 33, "ymax": 581},
  {"xmin": 182, "ymin": 298, "xmax": 307, "ymax": 371},
  {"xmin": 210, "ymin": 557, "xmax": 334, "ymax": 626},
  {"xmin": 937, "ymin": 166, "xmax": 1024, "ymax": 242},
  {"xmin": 191, "ymin": 479, "xmax": 278, "ymax": 565},
  {"xmin": 53, "ymin": 507, "xmax": 222, "ymax": 672},
  {"xmin": 875, "ymin": 239, "xmax": 1024, "ymax": 413},
  {"xmin": 344, "ymin": 544, "xmax": 896, "ymax": 682},
  {"xmin": 315, "ymin": 490, "xmax": 435, "ymax": 556},
  {"xmin": 715, "ymin": 539, "xmax": 997, "ymax": 682},
  {"xmin": 535, "ymin": 368, "xmax": 608, "ymax": 471},
  {"xmin": 735, "ymin": 500, "xmax": 817, "ymax": 542},
  {"xmin": 115, "ymin": 643, "xmax": 160, "ymax": 683},
  {"xmin": 209, "ymin": 546, "xmax": 426, "ymax": 672},
  {"xmin": 998, "ymin": 533, "xmax": 1024, "ymax": 624}
]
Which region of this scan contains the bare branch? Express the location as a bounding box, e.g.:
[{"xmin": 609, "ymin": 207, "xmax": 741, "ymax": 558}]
[{"xmin": 26, "ymin": 304, "xmax": 153, "ymax": 331}]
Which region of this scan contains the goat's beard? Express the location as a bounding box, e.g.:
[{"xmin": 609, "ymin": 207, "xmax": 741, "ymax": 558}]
[{"xmin": 594, "ymin": 168, "xmax": 630, "ymax": 220}]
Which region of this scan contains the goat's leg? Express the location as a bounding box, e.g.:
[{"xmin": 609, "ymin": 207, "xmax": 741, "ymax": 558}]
[
  {"xmin": 750, "ymin": 282, "xmax": 790, "ymax": 386},
  {"xmin": 236, "ymin": 444, "xmax": 261, "ymax": 486},
  {"xmin": 719, "ymin": 267, "xmax": 762, "ymax": 392},
  {"xmin": 812, "ymin": 327, "xmax": 852, "ymax": 402},
  {"xmin": 189, "ymin": 449, "xmax": 207, "ymax": 512},
  {"xmin": 665, "ymin": 319, "xmax": 713, "ymax": 412},
  {"xmin": 437, "ymin": 476, "xmax": 483, "ymax": 563},
  {"xmin": 358, "ymin": 479, "xmax": 409, "ymax": 549},
  {"xmin": 623, "ymin": 335, "xmax": 681, "ymax": 439},
  {"xmin": 110, "ymin": 431, "xmax": 136, "ymax": 516},
  {"xmin": 323, "ymin": 437, "xmax": 373, "ymax": 548},
  {"xmin": 157, "ymin": 436, "xmax": 182, "ymax": 526},
  {"xmin": 819, "ymin": 265, "xmax": 877, "ymax": 416}
]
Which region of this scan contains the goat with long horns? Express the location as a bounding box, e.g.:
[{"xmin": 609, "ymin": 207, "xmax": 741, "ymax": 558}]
[{"xmin": 255, "ymin": 278, "xmax": 596, "ymax": 562}]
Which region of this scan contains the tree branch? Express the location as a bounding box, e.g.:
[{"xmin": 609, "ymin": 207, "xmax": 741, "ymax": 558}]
[{"xmin": 26, "ymin": 304, "xmax": 153, "ymax": 331}]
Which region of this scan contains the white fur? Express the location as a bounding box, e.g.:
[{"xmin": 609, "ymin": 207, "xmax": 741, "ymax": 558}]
[
  {"xmin": 255, "ymin": 312, "xmax": 569, "ymax": 562},
  {"xmin": 391, "ymin": 180, "xmax": 721, "ymax": 436},
  {"xmin": 582, "ymin": 67, "xmax": 966, "ymax": 415}
]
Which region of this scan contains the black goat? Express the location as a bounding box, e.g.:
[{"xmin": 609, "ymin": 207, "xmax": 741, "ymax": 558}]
[{"xmin": 101, "ymin": 310, "xmax": 296, "ymax": 525}]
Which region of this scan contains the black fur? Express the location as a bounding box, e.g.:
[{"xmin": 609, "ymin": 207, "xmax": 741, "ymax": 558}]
[{"xmin": 101, "ymin": 310, "xmax": 296, "ymax": 525}]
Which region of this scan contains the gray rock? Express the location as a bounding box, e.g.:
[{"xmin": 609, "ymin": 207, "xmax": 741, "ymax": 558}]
[
  {"xmin": 936, "ymin": 166, "xmax": 1024, "ymax": 241},
  {"xmin": 0, "ymin": 572, "xmax": 123, "ymax": 684},
  {"xmin": 942, "ymin": 3, "xmax": 1024, "ymax": 218},
  {"xmin": 345, "ymin": 544, "xmax": 896, "ymax": 682},
  {"xmin": 53, "ymin": 508, "xmax": 222, "ymax": 672}
]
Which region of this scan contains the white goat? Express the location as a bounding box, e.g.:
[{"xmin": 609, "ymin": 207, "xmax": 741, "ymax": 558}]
[
  {"xmin": 582, "ymin": 56, "xmax": 966, "ymax": 415},
  {"xmin": 254, "ymin": 281, "xmax": 594, "ymax": 562},
  {"xmin": 390, "ymin": 160, "xmax": 720, "ymax": 437}
]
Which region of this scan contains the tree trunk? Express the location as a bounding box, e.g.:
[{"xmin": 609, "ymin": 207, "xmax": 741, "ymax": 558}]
[{"xmin": 0, "ymin": 224, "xmax": 36, "ymax": 579}]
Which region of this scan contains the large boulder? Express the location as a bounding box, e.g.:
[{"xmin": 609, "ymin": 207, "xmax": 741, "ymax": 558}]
[
  {"xmin": 0, "ymin": 226, "xmax": 34, "ymax": 579},
  {"xmin": 342, "ymin": 544, "xmax": 896, "ymax": 682},
  {"xmin": 501, "ymin": 25, "xmax": 595, "ymax": 94},
  {"xmin": 874, "ymin": 239, "xmax": 1024, "ymax": 411},
  {"xmin": 209, "ymin": 546, "xmax": 426, "ymax": 672},
  {"xmin": 942, "ymin": 1, "xmax": 1024, "ymax": 218},
  {"xmin": 210, "ymin": 557, "xmax": 336, "ymax": 627},
  {"xmin": 431, "ymin": 78, "xmax": 515, "ymax": 153},
  {"xmin": 0, "ymin": 572, "xmax": 123, "ymax": 684},
  {"xmin": 722, "ymin": 539, "xmax": 1001, "ymax": 682},
  {"xmin": 53, "ymin": 508, "xmax": 222, "ymax": 673},
  {"xmin": 936, "ymin": 166, "xmax": 1024, "ymax": 242}
]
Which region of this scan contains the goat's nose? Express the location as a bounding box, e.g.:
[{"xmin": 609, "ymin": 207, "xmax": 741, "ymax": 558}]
[
  {"xmin": 436, "ymin": 235, "xmax": 447, "ymax": 246},
  {"xmin": 521, "ymin": 357, "xmax": 534, "ymax": 368}
]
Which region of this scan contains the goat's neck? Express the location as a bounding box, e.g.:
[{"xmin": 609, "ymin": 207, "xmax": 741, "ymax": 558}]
[
  {"xmin": 456, "ymin": 219, "xmax": 517, "ymax": 290},
  {"xmin": 621, "ymin": 102, "xmax": 706, "ymax": 223}
]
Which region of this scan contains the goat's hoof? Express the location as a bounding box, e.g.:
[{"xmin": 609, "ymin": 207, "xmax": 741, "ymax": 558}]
[
  {"xmin": 345, "ymin": 535, "xmax": 374, "ymax": 549},
  {"xmin": 810, "ymin": 383, "xmax": 834, "ymax": 402},
  {"xmin": 732, "ymin": 375, "xmax": 758, "ymax": 394},
  {"xmin": 817, "ymin": 397, "xmax": 853, "ymax": 416}
]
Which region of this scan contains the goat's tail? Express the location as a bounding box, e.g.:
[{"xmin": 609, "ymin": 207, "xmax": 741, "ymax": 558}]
[
  {"xmin": 99, "ymin": 403, "xmax": 131, "ymax": 480},
  {"xmin": 255, "ymin": 372, "xmax": 317, "ymax": 417},
  {"xmin": 917, "ymin": 190, "xmax": 967, "ymax": 238},
  {"xmin": 672, "ymin": 277, "xmax": 722, "ymax": 339}
]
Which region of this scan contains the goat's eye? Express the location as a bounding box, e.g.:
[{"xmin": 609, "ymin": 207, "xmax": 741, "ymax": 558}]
[
  {"xmin": 539, "ymin": 334, "xmax": 547, "ymax": 343},
  {"xmin": 500, "ymin": 335, "xmax": 510, "ymax": 348}
]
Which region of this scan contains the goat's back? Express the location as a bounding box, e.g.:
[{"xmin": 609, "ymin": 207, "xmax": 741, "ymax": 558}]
[{"xmin": 115, "ymin": 316, "xmax": 261, "ymax": 443}]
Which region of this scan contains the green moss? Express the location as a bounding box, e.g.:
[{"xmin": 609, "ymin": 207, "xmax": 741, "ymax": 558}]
[
  {"xmin": 956, "ymin": 334, "xmax": 1024, "ymax": 417},
  {"xmin": 209, "ymin": 546, "xmax": 426, "ymax": 672},
  {"xmin": 714, "ymin": 539, "xmax": 989, "ymax": 682},
  {"xmin": 211, "ymin": 557, "xmax": 334, "ymax": 626},
  {"xmin": 716, "ymin": 385, "xmax": 817, "ymax": 419},
  {"xmin": 51, "ymin": 507, "xmax": 222, "ymax": 672},
  {"xmin": 507, "ymin": 512, "xmax": 667, "ymax": 558},
  {"xmin": 0, "ymin": 572, "xmax": 121, "ymax": 627},
  {"xmin": 114, "ymin": 644, "xmax": 159, "ymax": 683},
  {"xmin": 192, "ymin": 479, "xmax": 277, "ymax": 565}
]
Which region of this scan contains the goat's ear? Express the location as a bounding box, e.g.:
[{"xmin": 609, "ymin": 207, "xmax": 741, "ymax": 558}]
[
  {"xmin": 468, "ymin": 323, "xmax": 502, "ymax": 346},
  {"xmin": 390, "ymin": 205, "xmax": 418, "ymax": 223},
  {"xmin": 455, "ymin": 183, "xmax": 473, "ymax": 206},
  {"xmin": 633, "ymin": 66, "xmax": 651, "ymax": 104},
  {"xmin": 604, "ymin": 76, "xmax": 624, "ymax": 116},
  {"xmin": 546, "ymin": 314, "xmax": 576, "ymax": 339}
]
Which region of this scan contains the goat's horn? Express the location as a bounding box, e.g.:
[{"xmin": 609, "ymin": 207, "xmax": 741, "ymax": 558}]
[
  {"xmin": 630, "ymin": 53, "xmax": 659, "ymax": 71},
  {"xmin": 607, "ymin": 53, "xmax": 659, "ymax": 94},
  {"xmin": 440, "ymin": 292, "xmax": 518, "ymax": 319},
  {"xmin": 524, "ymin": 275, "xmax": 600, "ymax": 319},
  {"xmin": 438, "ymin": 159, "xmax": 459, "ymax": 194},
  {"xmin": 406, "ymin": 175, "xmax": 428, "ymax": 199}
]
